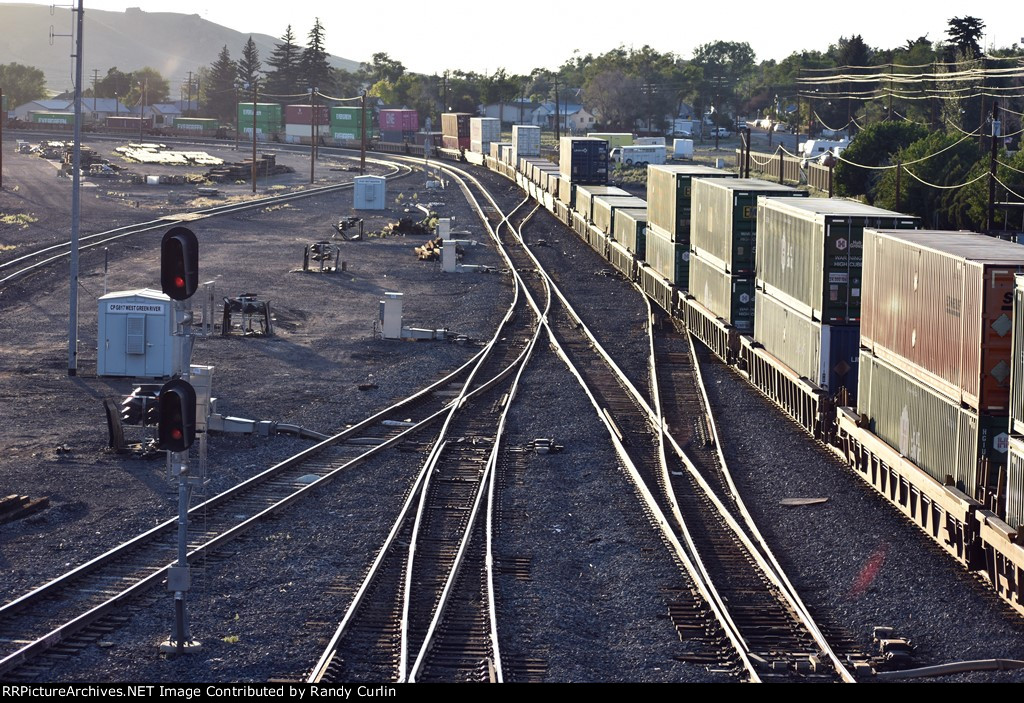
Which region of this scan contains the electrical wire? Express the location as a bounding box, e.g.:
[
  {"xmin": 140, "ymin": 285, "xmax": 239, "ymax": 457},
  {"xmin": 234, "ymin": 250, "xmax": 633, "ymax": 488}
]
[
  {"xmin": 997, "ymin": 159, "xmax": 1024, "ymax": 176},
  {"xmin": 902, "ymin": 167, "xmax": 989, "ymax": 190},
  {"xmin": 812, "ymin": 110, "xmax": 854, "ymax": 133},
  {"xmin": 995, "ymin": 174, "xmax": 1024, "ymax": 202},
  {"xmin": 829, "ymin": 130, "xmax": 979, "ymax": 171}
]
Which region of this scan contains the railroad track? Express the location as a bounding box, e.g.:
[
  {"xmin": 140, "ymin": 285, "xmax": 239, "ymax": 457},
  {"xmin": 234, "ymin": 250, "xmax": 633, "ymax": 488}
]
[
  {"xmin": 309, "ymin": 180, "xmax": 547, "ymax": 684},
  {"xmin": 0, "ymin": 156, "xmax": 412, "ymax": 287}
]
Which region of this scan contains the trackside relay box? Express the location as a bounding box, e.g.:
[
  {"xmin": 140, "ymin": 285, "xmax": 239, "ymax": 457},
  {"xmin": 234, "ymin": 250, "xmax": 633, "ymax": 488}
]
[{"xmin": 97, "ymin": 289, "xmax": 181, "ymax": 378}]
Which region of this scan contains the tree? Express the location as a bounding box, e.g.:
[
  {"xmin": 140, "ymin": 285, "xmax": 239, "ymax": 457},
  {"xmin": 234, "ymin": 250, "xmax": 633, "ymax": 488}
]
[
  {"xmin": 691, "ymin": 41, "xmax": 756, "ymax": 123},
  {"xmin": 203, "ymin": 45, "xmax": 238, "ymax": 123},
  {"xmin": 125, "ymin": 67, "xmax": 169, "ymax": 107},
  {"xmin": 364, "ymin": 52, "xmax": 405, "ymax": 85},
  {"xmin": 265, "ymin": 26, "xmax": 303, "ymax": 97},
  {"xmin": 93, "ymin": 67, "xmax": 134, "ymax": 101},
  {"xmin": 237, "ymin": 36, "xmax": 263, "ymax": 93},
  {"xmin": 584, "ymin": 69, "xmax": 644, "ymax": 130},
  {"xmin": 0, "ymin": 63, "xmax": 48, "ymax": 107},
  {"xmin": 946, "ymin": 16, "xmax": 985, "ymax": 59},
  {"xmin": 300, "ymin": 18, "xmax": 332, "ymax": 91},
  {"xmin": 834, "ymin": 121, "xmax": 928, "ymax": 199}
]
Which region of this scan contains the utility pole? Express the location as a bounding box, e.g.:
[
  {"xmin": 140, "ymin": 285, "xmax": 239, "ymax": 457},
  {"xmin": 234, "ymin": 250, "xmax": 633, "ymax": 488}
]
[
  {"xmin": 251, "ymin": 82, "xmax": 257, "ymax": 194},
  {"xmin": 310, "ymin": 87, "xmax": 317, "ymax": 184},
  {"xmin": 360, "ymin": 90, "xmax": 367, "ymax": 174},
  {"xmin": 91, "ymin": 68, "xmax": 99, "ymax": 112},
  {"xmin": 554, "ymin": 75, "xmax": 560, "ymax": 142},
  {"xmin": 1, "ymin": 88, "xmax": 4, "ymax": 190},
  {"xmin": 68, "ymin": 0, "xmax": 84, "ymax": 375},
  {"xmin": 895, "ymin": 160, "xmax": 902, "ymax": 212},
  {"xmin": 234, "ymin": 87, "xmax": 239, "ymax": 151},
  {"xmin": 988, "ymin": 101, "xmax": 999, "ymax": 232},
  {"xmin": 185, "ymin": 71, "xmax": 193, "ymax": 117},
  {"xmin": 139, "ymin": 79, "xmax": 147, "ymax": 144}
]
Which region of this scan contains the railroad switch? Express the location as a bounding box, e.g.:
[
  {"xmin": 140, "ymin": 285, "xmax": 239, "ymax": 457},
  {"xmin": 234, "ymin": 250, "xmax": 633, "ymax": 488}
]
[
  {"xmin": 872, "ymin": 626, "xmax": 915, "ymax": 669},
  {"xmin": 302, "ymin": 241, "xmax": 343, "ymax": 273},
  {"xmin": 531, "ymin": 438, "xmax": 564, "ymax": 455},
  {"xmin": 334, "ymin": 217, "xmax": 364, "ymax": 241},
  {"xmin": 222, "ymin": 294, "xmax": 273, "ymax": 336}
]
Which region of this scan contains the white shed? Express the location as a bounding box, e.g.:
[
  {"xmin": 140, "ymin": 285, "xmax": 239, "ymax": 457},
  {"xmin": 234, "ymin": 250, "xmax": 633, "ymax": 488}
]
[
  {"xmin": 354, "ymin": 175, "xmax": 387, "ymax": 210},
  {"xmin": 97, "ymin": 289, "xmax": 181, "ymax": 378}
]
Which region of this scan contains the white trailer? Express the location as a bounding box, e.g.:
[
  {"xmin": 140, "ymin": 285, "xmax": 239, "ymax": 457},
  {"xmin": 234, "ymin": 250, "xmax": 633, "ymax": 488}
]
[{"xmin": 610, "ymin": 144, "xmax": 667, "ymax": 166}]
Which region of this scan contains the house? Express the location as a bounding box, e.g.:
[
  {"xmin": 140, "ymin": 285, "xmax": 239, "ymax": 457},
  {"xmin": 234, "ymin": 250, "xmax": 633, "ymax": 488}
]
[
  {"xmin": 11, "ymin": 98, "xmax": 131, "ymax": 124},
  {"xmin": 143, "ymin": 103, "xmax": 182, "ymax": 126},
  {"xmin": 479, "ymin": 100, "xmax": 537, "ymax": 126},
  {"xmin": 531, "ymin": 100, "xmax": 592, "ymax": 130}
]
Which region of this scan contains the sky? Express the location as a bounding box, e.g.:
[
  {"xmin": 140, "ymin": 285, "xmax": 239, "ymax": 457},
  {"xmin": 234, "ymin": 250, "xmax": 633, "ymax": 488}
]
[{"xmin": 32, "ymin": 1, "xmax": 1024, "ymax": 74}]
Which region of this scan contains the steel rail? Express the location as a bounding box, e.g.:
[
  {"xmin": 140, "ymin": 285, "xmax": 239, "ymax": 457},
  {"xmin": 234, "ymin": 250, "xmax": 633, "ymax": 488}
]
[{"xmin": 0, "ymin": 156, "xmax": 410, "ymax": 287}]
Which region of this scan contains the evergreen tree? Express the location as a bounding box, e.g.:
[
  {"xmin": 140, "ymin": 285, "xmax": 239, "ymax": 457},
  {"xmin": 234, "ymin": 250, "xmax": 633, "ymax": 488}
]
[
  {"xmin": 300, "ymin": 18, "xmax": 332, "ymax": 92},
  {"xmin": 946, "ymin": 16, "xmax": 985, "ymax": 59},
  {"xmin": 266, "ymin": 25, "xmax": 302, "ymax": 97},
  {"xmin": 204, "ymin": 45, "xmax": 238, "ymax": 123},
  {"xmin": 237, "ymin": 36, "xmax": 263, "ymax": 92}
]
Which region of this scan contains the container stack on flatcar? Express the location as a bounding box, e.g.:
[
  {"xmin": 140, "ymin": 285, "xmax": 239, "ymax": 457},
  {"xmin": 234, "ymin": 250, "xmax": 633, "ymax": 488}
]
[
  {"xmin": 172, "ymin": 117, "xmax": 219, "ymax": 136},
  {"xmin": 330, "ymin": 106, "xmax": 365, "ymax": 143},
  {"xmin": 469, "ymin": 117, "xmax": 501, "ymax": 155},
  {"xmin": 686, "ymin": 179, "xmax": 807, "ymax": 358},
  {"xmin": 1008, "ymin": 275, "xmax": 1024, "ymax": 529},
  {"xmin": 857, "ymin": 230, "xmax": 1024, "ymax": 502},
  {"xmin": 441, "ymin": 112, "xmax": 471, "ymax": 151},
  {"xmin": 238, "ymin": 102, "xmax": 282, "ymax": 140},
  {"xmin": 283, "ymin": 104, "xmax": 330, "ymax": 144},
  {"xmin": 747, "ymin": 198, "xmax": 918, "ymax": 410},
  {"xmin": 379, "ymin": 108, "xmax": 418, "ymax": 143},
  {"xmin": 645, "ymin": 165, "xmax": 736, "ymax": 293}
]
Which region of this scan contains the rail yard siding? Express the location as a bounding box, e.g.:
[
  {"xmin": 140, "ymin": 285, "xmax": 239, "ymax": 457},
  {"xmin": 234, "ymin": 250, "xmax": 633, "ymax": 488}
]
[
  {"xmin": 690, "ymin": 178, "xmax": 806, "ymax": 274},
  {"xmin": 753, "ymin": 288, "xmax": 859, "ymax": 396},
  {"xmin": 646, "ymin": 164, "xmax": 735, "ymax": 241},
  {"xmin": 755, "ymin": 198, "xmax": 918, "ymax": 325},
  {"xmin": 861, "ymin": 229, "xmax": 1024, "ymax": 414}
]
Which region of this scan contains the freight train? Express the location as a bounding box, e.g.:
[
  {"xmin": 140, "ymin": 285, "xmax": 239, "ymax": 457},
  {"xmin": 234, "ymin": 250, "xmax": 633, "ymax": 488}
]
[{"xmin": 431, "ymin": 134, "xmax": 1024, "ymax": 619}]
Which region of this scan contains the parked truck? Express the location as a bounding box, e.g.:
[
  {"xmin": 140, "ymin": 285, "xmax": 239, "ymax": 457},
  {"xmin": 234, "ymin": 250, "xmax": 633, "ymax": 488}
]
[{"xmin": 610, "ymin": 144, "xmax": 667, "ymax": 166}]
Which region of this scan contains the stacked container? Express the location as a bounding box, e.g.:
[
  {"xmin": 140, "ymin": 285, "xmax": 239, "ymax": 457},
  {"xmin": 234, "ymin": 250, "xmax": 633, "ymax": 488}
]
[
  {"xmin": 379, "ymin": 109, "xmax": 418, "ymax": 132},
  {"xmin": 573, "ymin": 185, "xmax": 629, "ymax": 223},
  {"xmin": 559, "ymin": 137, "xmax": 608, "ymax": 185},
  {"xmin": 754, "ymin": 198, "xmax": 918, "ymax": 400},
  {"xmin": 237, "ymin": 103, "xmax": 282, "ymax": 138},
  {"xmin": 490, "ymin": 142, "xmax": 511, "ymax": 160},
  {"xmin": 857, "ymin": 230, "xmax": 1024, "ymax": 500},
  {"xmin": 688, "ymin": 178, "xmax": 806, "ymax": 333},
  {"xmin": 646, "ymin": 165, "xmax": 736, "ymax": 290},
  {"xmin": 173, "ymin": 117, "xmax": 219, "ymax": 132},
  {"xmin": 330, "ymin": 106, "xmax": 364, "ymax": 142},
  {"xmin": 593, "ymin": 195, "xmax": 647, "ymax": 235},
  {"xmin": 441, "ymin": 112, "xmax": 471, "ymax": 150},
  {"xmin": 284, "ymin": 104, "xmax": 330, "ymax": 140},
  {"xmin": 512, "ymin": 125, "xmax": 541, "ymax": 159},
  {"xmin": 31, "ymin": 112, "xmax": 74, "ymax": 126},
  {"xmin": 613, "ymin": 209, "xmax": 648, "ymax": 259},
  {"xmin": 470, "ymin": 117, "xmax": 501, "ymax": 154}
]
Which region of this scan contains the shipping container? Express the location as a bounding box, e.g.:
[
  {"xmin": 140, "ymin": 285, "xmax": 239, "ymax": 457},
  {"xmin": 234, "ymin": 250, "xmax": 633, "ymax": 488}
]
[
  {"xmin": 442, "ymin": 135, "xmax": 469, "ymax": 150},
  {"xmin": 1007, "ymin": 436, "xmax": 1024, "ymax": 529},
  {"xmin": 691, "ymin": 178, "xmax": 806, "ymax": 273},
  {"xmin": 858, "ymin": 350, "xmax": 1009, "ymax": 495},
  {"xmin": 173, "ymin": 117, "xmax": 219, "ymax": 131},
  {"xmin": 689, "ymin": 253, "xmax": 756, "ymax": 332},
  {"xmin": 559, "ymin": 137, "xmax": 609, "ymax": 184},
  {"xmin": 490, "ymin": 141, "xmax": 511, "ymax": 160},
  {"xmin": 754, "ymin": 288, "xmax": 860, "ymax": 396},
  {"xmin": 645, "ymin": 223, "xmax": 688, "ymax": 287},
  {"xmin": 332, "ymin": 130, "xmax": 360, "ymax": 142},
  {"xmin": 330, "ymin": 106, "xmax": 364, "ymax": 126},
  {"xmin": 381, "ymin": 130, "xmax": 416, "ymax": 143},
  {"xmin": 237, "ymin": 102, "xmax": 282, "ymax": 125},
  {"xmin": 574, "ymin": 185, "xmax": 630, "ymax": 223},
  {"xmin": 512, "ymin": 125, "xmax": 541, "ymax": 158},
  {"xmin": 106, "ymin": 115, "xmax": 154, "ymax": 130},
  {"xmin": 441, "ymin": 112, "xmax": 471, "ymax": 138},
  {"xmin": 379, "ymin": 108, "xmax": 418, "ymax": 132},
  {"xmin": 470, "ymin": 117, "xmax": 501, "ymax": 151},
  {"xmin": 646, "ymin": 164, "xmax": 735, "ymax": 240},
  {"xmin": 862, "ymin": 229, "xmax": 1024, "ymax": 415},
  {"xmin": 586, "ymin": 132, "xmax": 634, "ymax": 148},
  {"xmin": 614, "ymin": 208, "xmax": 648, "ymax": 259},
  {"xmin": 756, "ymin": 198, "xmax": 918, "ymax": 325},
  {"xmin": 284, "ymin": 123, "xmax": 331, "ymax": 138},
  {"xmin": 500, "ymin": 144, "xmax": 514, "ymax": 164},
  {"xmin": 558, "ymin": 178, "xmax": 576, "ymax": 209},
  {"xmin": 31, "ymin": 112, "xmax": 74, "ymax": 126},
  {"xmin": 1013, "ymin": 275, "xmax": 1024, "ymax": 435},
  {"xmin": 284, "ymin": 104, "xmax": 330, "ymax": 126},
  {"xmin": 593, "ymin": 195, "xmax": 648, "ymax": 235}
]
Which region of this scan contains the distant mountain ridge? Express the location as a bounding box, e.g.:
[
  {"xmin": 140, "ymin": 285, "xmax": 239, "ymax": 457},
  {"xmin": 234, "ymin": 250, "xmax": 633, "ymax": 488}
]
[{"xmin": 0, "ymin": 3, "xmax": 361, "ymax": 95}]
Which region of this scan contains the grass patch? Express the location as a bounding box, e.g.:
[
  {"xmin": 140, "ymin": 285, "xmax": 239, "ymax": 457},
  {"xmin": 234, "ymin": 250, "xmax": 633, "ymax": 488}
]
[{"xmin": 0, "ymin": 213, "xmax": 39, "ymax": 229}]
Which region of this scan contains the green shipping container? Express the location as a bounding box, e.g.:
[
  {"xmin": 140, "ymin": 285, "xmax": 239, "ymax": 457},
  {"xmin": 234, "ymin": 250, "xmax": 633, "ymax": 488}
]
[
  {"xmin": 330, "ymin": 106, "xmax": 364, "ymax": 126},
  {"xmin": 645, "ymin": 223, "xmax": 689, "ymax": 288},
  {"xmin": 859, "ymin": 350, "xmax": 1009, "ymax": 496},
  {"xmin": 646, "ymin": 165, "xmax": 735, "ymax": 241},
  {"xmin": 689, "ymin": 253, "xmax": 755, "ymax": 332},
  {"xmin": 691, "ymin": 178, "xmax": 806, "ymax": 274},
  {"xmin": 755, "ymin": 198, "xmax": 918, "ymax": 324},
  {"xmin": 614, "ymin": 208, "xmax": 648, "ymax": 260},
  {"xmin": 174, "ymin": 117, "xmax": 219, "ymax": 130},
  {"xmin": 31, "ymin": 112, "xmax": 73, "ymax": 126},
  {"xmin": 237, "ymin": 102, "xmax": 282, "ymax": 125}
]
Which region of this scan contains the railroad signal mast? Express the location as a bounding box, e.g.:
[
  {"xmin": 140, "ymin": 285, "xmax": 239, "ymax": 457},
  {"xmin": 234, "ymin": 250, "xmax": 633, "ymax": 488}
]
[{"xmin": 157, "ymin": 226, "xmax": 204, "ymax": 656}]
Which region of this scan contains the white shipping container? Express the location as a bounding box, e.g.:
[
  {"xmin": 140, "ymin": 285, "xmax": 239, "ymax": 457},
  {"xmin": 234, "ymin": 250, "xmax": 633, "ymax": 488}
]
[
  {"xmin": 470, "ymin": 117, "xmax": 501, "ymax": 144},
  {"xmin": 672, "ymin": 139, "xmax": 694, "ymax": 160},
  {"xmin": 284, "ymin": 123, "xmax": 331, "ymax": 137},
  {"xmin": 635, "ymin": 136, "xmax": 666, "ymax": 146},
  {"xmin": 512, "ymin": 125, "xmax": 541, "ymax": 158}
]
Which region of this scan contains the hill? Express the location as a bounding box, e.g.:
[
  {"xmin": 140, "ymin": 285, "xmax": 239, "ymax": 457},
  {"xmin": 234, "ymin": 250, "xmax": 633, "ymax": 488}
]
[{"xmin": 0, "ymin": 3, "xmax": 361, "ymax": 95}]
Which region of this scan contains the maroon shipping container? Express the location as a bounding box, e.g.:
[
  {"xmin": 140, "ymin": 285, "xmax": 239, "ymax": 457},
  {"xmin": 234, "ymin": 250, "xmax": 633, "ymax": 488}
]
[
  {"xmin": 379, "ymin": 109, "xmax": 419, "ymax": 132},
  {"xmin": 861, "ymin": 229, "xmax": 1024, "ymax": 413},
  {"xmin": 284, "ymin": 104, "xmax": 330, "ymax": 126},
  {"xmin": 442, "ymin": 135, "xmax": 470, "ymax": 150},
  {"xmin": 441, "ymin": 112, "xmax": 471, "ymax": 138},
  {"xmin": 106, "ymin": 116, "xmax": 154, "ymax": 130}
]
